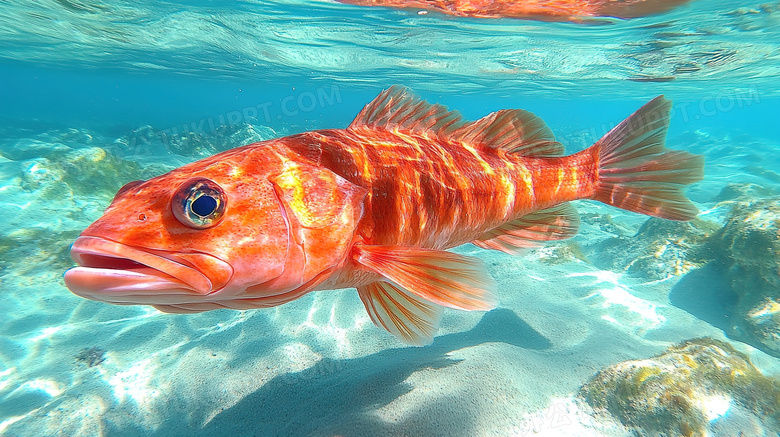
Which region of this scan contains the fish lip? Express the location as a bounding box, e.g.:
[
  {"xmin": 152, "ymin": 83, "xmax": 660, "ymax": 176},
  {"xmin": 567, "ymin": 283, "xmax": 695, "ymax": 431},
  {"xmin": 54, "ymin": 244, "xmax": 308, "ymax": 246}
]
[{"xmin": 64, "ymin": 236, "xmax": 227, "ymax": 304}]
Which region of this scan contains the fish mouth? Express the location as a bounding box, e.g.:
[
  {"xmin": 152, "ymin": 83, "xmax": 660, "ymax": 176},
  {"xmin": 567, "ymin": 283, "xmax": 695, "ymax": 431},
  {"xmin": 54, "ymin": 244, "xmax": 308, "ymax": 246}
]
[{"xmin": 64, "ymin": 236, "xmax": 233, "ymax": 306}]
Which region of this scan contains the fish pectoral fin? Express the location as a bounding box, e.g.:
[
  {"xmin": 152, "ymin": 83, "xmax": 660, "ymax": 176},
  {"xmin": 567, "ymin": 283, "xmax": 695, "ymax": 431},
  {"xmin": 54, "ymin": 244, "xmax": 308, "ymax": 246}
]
[
  {"xmin": 472, "ymin": 203, "xmax": 580, "ymax": 255},
  {"xmin": 353, "ymin": 245, "xmax": 497, "ymax": 311},
  {"xmin": 358, "ymin": 281, "xmax": 443, "ymax": 346}
]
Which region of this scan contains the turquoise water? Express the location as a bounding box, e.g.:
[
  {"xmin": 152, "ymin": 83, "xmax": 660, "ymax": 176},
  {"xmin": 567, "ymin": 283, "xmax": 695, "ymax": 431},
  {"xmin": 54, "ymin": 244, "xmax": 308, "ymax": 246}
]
[{"xmin": 1, "ymin": 0, "xmax": 780, "ymax": 436}]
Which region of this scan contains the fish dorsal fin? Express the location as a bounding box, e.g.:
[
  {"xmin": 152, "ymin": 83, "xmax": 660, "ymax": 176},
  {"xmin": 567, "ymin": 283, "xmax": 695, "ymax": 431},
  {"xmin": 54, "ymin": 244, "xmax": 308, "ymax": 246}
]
[
  {"xmin": 357, "ymin": 281, "xmax": 443, "ymax": 346},
  {"xmin": 451, "ymin": 109, "xmax": 565, "ymax": 157},
  {"xmin": 350, "ymin": 86, "xmax": 562, "ymax": 157},
  {"xmin": 472, "ymin": 203, "xmax": 580, "ymax": 255},
  {"xmin": 349, "ymin": 85, "xmax": 465, "ymax": 136},
  {"xmin": 353, "ymin": 244, "xmax": 497, "ymax": 311}
]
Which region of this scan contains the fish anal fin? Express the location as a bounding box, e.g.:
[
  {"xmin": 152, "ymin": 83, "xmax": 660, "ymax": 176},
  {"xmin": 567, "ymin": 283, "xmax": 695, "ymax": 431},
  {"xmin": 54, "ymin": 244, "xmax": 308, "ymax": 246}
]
[
  {"xmin": 357, "ymin": 281, "xmax": 443, "ymax": 346},
  {"xmin": 451, "ymin": 109, "xmax": 565, "ymax": 157},
  {"xmin": 472, "ymin": 203, "xmax": 580, "ymax": 255},
  {"xmin": 353, "ymin": 245, "xmax": 497, "ymax": 311},
  {"xmin": 349, "ymin": 85, "xmax": 464, "ymax": 137}
]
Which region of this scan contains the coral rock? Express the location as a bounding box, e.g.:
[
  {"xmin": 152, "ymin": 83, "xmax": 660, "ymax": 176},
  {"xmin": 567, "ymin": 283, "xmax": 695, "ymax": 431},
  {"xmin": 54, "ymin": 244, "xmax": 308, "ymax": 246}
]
[
  {"xmin": 580, "ymin": 338, "xmax": 780, "ymax": 437},
  {"xmin": 586, "ymin": 217, "xmax": 715, "ymax": 280},
  {"xmin": 710, "ymin": 182, "xmax": 780, "ymax": 203},
  {"xmin": 707, "ymin": 198, "xmax": 780, "ymax": 355}
]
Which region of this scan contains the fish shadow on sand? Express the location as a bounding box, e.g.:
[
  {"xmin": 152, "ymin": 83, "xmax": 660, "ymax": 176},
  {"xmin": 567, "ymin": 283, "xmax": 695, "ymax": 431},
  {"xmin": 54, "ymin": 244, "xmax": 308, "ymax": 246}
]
[{"xmin": 144, "ymin": 308, "xmax": 549, "ymax": 437}]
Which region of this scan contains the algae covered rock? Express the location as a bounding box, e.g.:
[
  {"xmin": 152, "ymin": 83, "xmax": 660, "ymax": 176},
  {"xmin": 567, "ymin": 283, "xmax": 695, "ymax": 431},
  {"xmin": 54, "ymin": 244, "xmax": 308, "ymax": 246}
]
[
  {"xmin": 586, "ymin": 217, "xmax": 716, "ymax": 280},
  {"xmin": 710, "ymin": 182, "xmax": 780, "ymax": 203},
  {"xmin": 116, "ymin": 122, "xmax": 279, "ymax": 158},
  {"xmin": 20, "ymin": 147, "xmax": 148, "ymax": 200},
  {"xmin": 706, "ymin": 198, "xmax": 780, "ymax": 355},
  {"xmin": 0, "ymin": 129, "xmax": 176, "ymax": 276},
  {"xmin": 0, "ymin": 128, "xmax": 97, "ymax": 161},
  {"xmin": 537, "ymin": 241, "xmax": 589, "ymax": 265},
  {"xmin": 581, "ymin": 212, "xmax": 633, "ymax": 236},
  {"xmin": 580, "ymin": 338, "xmax": 780, "ymax": 437},
  {"xmin": 167, "ymin": 122, "xmax": 277, "ymax": 156},
  {"xmin": 0, "ymin": 228, "xmax": 83, "ymax": 274}
]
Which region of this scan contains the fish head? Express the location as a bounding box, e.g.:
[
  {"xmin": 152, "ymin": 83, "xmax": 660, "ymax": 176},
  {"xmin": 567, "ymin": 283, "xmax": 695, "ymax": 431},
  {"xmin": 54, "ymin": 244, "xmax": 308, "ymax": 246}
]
[{"xmin": 64, "ymin": 147, "xmax": 367, "ymax": 312}]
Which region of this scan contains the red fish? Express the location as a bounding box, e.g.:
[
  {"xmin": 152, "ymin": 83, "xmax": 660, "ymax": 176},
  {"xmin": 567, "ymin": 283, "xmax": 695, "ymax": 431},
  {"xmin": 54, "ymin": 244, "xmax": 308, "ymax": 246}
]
[
  {"xmin": 65, "ymin": 86, "xmax": 703, "ymax": 345},
  {"xmin": 336, "ymin": 0, "xmax": 692, "ymax": 21}
]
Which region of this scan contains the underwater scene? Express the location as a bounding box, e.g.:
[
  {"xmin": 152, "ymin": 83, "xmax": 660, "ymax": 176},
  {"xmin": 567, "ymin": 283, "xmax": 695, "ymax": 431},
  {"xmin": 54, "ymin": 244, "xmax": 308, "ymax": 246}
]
[{"xmin": 1, "ymin": 0, "xmax": 780, "ymax": 436}]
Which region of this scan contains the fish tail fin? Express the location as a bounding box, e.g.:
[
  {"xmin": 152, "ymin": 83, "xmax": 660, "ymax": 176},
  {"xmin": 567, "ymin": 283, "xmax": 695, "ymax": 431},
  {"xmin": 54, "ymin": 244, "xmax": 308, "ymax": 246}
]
[
  {"xmin": 595, "ymin": 0, "xmax": 691, "ymax": 18},
  {"xmin": 590, "ymin": 95, "xmax": 704, "ymax": 221}
]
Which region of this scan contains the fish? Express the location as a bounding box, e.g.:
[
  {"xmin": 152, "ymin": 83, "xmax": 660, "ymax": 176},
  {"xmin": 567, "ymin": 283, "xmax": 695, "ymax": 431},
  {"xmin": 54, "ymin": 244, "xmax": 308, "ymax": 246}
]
[
  {"xmin": 336, "ymin": 0, "xmax": 692, "ymax": 21},
  {"xmin": 64, "ymin": 85, "xmax": 704, "ymax": 345}
]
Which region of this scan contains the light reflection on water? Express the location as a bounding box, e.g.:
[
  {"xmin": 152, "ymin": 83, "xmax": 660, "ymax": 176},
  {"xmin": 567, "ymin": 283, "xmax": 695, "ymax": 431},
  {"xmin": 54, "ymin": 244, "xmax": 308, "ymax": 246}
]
[{"xmin": 0, "ymin": 0, "xmax": 777, "ymax": 98}]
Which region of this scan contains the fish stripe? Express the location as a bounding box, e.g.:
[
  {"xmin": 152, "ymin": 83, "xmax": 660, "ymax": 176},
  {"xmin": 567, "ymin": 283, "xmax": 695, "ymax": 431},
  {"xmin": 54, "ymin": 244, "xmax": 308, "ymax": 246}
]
[{"xmin": 285, "ymin": 126, "xmax": 597, "ymax": 251}]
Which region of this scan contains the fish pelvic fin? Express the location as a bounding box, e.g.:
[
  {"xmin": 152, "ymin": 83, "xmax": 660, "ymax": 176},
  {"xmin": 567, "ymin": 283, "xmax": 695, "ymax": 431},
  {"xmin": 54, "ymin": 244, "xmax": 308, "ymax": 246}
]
[
  {"xmin": 472, "ymin": 203, "xmax": 580, "ymax": 255},
  {"xmin": 590, "ymin": 95, "xmax": 704, "ymax": 221},
  {"xmin": 353, "ymin": 245, "xmax": 497, "ymax": 312},
  {"xmin": 357, "ymin": 281, "xmax": 443, "ymax": 346}
]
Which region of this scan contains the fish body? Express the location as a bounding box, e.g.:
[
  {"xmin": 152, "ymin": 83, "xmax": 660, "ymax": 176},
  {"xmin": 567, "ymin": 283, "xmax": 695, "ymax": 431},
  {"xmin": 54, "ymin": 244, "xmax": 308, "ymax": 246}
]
[
  {"xmin": 65, "ymin": 86, "xmax": 703, "ymax": 344},
  {"xmin": 336, "ymin": 0, "xmax": 692, "ymax": 21}
]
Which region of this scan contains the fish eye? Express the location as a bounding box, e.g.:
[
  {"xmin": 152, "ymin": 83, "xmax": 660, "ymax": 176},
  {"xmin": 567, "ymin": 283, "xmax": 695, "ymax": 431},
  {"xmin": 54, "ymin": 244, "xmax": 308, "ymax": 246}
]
[{"xmin": 171, "ymin": 178, "xmax": 227, "ymax": 229}]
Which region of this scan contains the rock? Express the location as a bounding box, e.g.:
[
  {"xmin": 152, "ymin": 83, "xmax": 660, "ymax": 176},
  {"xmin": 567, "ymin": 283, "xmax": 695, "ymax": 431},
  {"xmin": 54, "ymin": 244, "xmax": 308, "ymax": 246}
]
[
  {"xmin": 585, "ymin": 217, "xmax": 716, "ymax": 280},
  {"xmin": 0, "ymin": 128, "xmax": 98, "ymax": 161},
  {"xmin": 706, "ymin": 198, "xmax": 780, "ymax": 355},
  {"xmin": 580, "ymin": 338, "xmax": 780, "ymax": 437},
  {"xmin": 745, "ymin": 166, "xmax": 780, "ymax": 183},
  {"xmin": 710, "ymin": 183, "xmax": 779, "ymax": 203},
  {"xmin": 0, "ymin": 228, "xmax": 83, "ymax": 274},
  {"xmin": 0, "ymin": 139, "xmax": 73, "ymax": 161},
  {"xmin": 537, "ymin": 241, "xmax": 589, "ymax": 265},
  {"xmin": 116, "ymin": 122, "xmax": 279, "ymax": 158},
  {"xmin": 580, "ymin": 212, "xmax": 632, "ymax": 236},
  {"xmin": 19, "ymin": 147, "xmax": 146, "ymax": 199}
]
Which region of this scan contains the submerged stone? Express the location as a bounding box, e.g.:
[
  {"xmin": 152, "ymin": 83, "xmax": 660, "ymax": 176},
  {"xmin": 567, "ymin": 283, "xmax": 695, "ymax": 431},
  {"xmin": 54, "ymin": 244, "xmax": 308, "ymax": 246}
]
[
  {"xmin": 1, "ymin": 130, "xmax": 170, "ymax": 275},
  {"xmin": 0, "ymin": 128, "xmax": 97, "ymax": 161},
  {"xmin": 586, "ymin": 217, "xmax": 716, "ymax": 280},
  {"xmin": 706, "ymin": 198, "xmax": 780, "ymax": 355},
  {"xmin": 537, "ymin": 241, "xmax": 589, "ymax": 265},
  {"xmin": 0, "ymin": 228, "xmax": 83, "ymax": 274},
  {"xmin": 117, "ymin": 122, "xmax": 279, "ymax": 158},
  {"xmin": 580, "ymin": 212, "xmax": 632, "ymax": 236},
  {"xmin": 710, "ymin": 182, "xmax": 780, "ymax": 203},
  {"xmin": 580, "ymin": 338, "xmax": 780, "ymax": 437},
  {"xmin": 19, "ymin": 147, "xmax": 147, "ymax": 200},
  {"xmin": 74, "ymin": 346, "xmax": 107, "ymax": 367}
]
